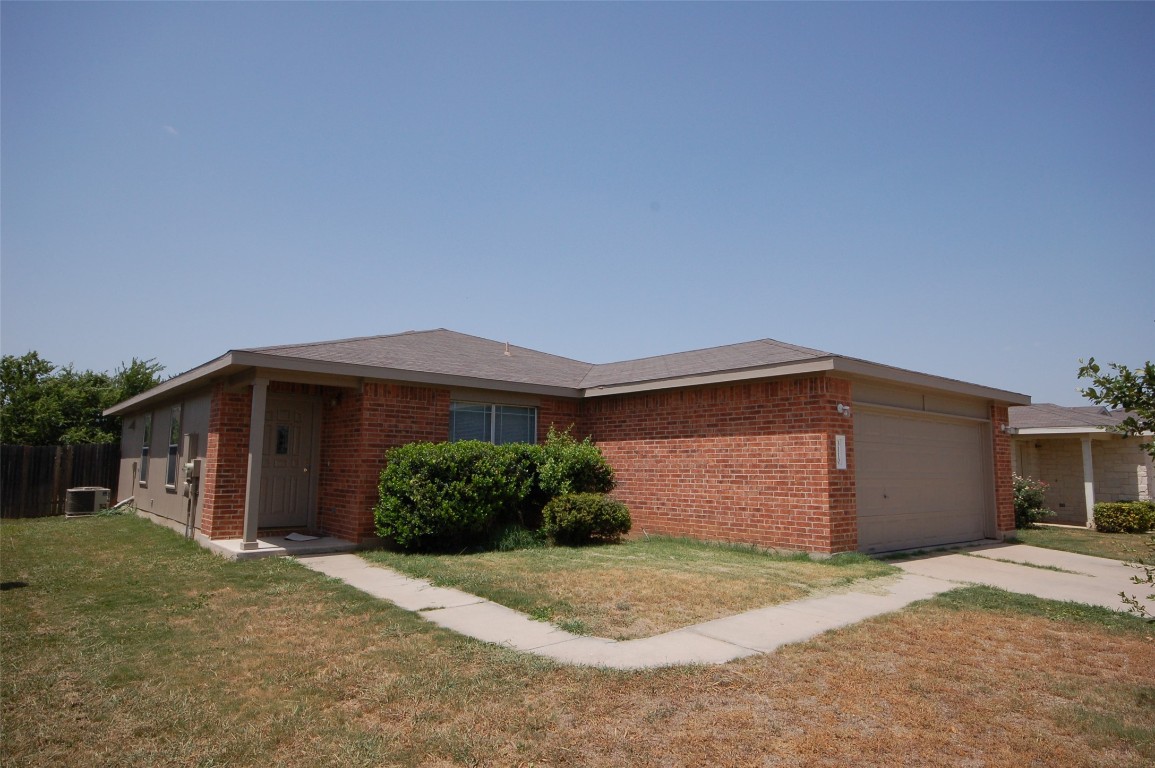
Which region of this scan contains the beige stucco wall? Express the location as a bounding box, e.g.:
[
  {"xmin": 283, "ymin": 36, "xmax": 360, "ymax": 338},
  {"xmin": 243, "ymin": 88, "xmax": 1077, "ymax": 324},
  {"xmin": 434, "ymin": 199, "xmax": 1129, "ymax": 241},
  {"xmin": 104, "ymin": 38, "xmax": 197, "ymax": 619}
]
[
  {"xmin": 116, "ymin": 390, "xmax": 212, "ymax": 529},
  {"xmin": 1012, "ymin": 434, "xmax": 1152, "ymax": 525}
]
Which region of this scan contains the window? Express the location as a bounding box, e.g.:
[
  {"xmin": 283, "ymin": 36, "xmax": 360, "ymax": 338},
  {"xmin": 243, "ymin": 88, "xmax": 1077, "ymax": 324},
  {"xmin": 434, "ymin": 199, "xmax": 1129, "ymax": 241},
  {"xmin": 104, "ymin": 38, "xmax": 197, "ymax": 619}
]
[
  {"xmin": 449, "ymin": 402, "xmax": 537, "ymax": 444},
  {"xmin": 275, "ymin": 425, "xmax": 291, "ymax": 455},
  {"xmin": 139, "ymin": 413, "xmax": 152, "ymax": 486},
  {"xmin": 165, "ymin": 405, "xmax": 182, "ymax": 489}
]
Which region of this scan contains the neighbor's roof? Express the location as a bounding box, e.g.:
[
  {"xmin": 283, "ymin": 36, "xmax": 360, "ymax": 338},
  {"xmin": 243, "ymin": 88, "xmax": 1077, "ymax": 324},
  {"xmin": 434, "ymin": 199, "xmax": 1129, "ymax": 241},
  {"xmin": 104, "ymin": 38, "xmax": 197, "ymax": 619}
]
[
  {"xmin": 105, "ymin": 328, "xmax": 1030, "ymax": 415},
  {"xmin": 1009, "ymin": 403, "xmax": 1132, "ymax": 433}
]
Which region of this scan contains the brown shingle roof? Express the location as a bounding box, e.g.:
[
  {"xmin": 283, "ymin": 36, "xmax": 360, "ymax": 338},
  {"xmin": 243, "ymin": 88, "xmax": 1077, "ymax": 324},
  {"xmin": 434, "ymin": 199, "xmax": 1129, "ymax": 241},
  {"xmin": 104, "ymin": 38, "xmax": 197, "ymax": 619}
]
[
  {"xmin": 1009, "ymin": 403, "xmax": 1129, "ymax": 430},
  {"xmin": 578, "ymin": 338, "xmax": 831, "ymax": 389},
  {"xmin": 246, "ymin": 330, "xmax": 835, "ymax": 390},
  {"xmin": 105, "ymin": 327, "xmax": 1030, "ymax": 417},
  {"xmin": 246, "ymin": 329, "xmax": 595, "ymax": 389}
]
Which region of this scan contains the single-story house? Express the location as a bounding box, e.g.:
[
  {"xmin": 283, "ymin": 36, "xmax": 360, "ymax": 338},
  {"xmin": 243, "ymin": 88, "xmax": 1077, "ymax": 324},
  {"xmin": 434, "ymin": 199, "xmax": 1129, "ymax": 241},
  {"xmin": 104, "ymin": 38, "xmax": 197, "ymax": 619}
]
[
  {"xmin": 105, "ymin": 329, "xmax": 1029, "ymax": 557},
  {"xmin": 1009, "ymin": 403, "xmax": 1154, "ymax": 526}
]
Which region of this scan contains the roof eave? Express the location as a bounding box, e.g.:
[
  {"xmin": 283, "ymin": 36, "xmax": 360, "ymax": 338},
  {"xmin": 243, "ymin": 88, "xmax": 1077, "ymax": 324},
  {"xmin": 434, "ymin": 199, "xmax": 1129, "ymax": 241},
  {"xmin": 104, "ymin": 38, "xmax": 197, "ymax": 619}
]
[
  {"xmin": 581, "ymin": 356, "xmax": 1031, "ymax": 405},
  {"xmin": 1011, "ymin": 426, "xmax": 1152, "ymax": 437},
  {"xmin": 103, "ymin": 350, "xmax": 584, "ymax": 416},
  {"xmin": 581, "ymin": 359, "xmax": 838, "ymax": 397},
  {"xmin": 103, "ymin": 353, "xmax": 240, "ymax": 416},
  {"xmin": 831, "ymin": 358, "xmax": 1031, "ymax": 406},
  {"xmin": 240, "ymin": 351, "xmax": 585, "ymax": 398}
]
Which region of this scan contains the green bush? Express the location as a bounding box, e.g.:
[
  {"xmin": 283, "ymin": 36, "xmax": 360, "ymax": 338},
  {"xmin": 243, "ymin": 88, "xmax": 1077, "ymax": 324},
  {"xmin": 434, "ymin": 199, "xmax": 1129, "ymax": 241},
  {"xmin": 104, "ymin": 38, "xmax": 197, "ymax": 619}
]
[
  {"xmin": 542, "ymin": 493, "xmax": 632, "ymax": 546},
  {"xmin": 374, "ymin": 441, "xmax": 538, "ymax": 551},
  {"xmin": 538, "ymin": 428, "xmax": 616, "ymax": 497},
  {"xmin": 374, "ymin": 432, "xmax": 617, "ymax": 552},
  {"xmin": 1013, "ymin": 475, "xmax": 1054, "ymax": 529},
  {"xmin": 1093, "ymin": 501, "xmax": 1155, "ymax": 534}
]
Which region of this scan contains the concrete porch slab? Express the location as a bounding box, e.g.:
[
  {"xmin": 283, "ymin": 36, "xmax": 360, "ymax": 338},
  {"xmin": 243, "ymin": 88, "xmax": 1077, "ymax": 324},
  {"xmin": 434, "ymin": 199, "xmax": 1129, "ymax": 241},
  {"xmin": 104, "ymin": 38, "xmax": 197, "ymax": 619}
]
[{"xmin": 200, "ymin": 533, "xmax": 358, "ymax": 560}]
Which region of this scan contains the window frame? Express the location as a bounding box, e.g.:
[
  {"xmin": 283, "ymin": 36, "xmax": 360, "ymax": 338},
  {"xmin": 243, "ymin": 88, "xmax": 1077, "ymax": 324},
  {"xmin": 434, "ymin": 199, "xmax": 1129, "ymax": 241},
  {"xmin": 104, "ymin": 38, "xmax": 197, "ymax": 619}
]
[
  {"xmin": 165, "ymin": 404, "xmax": 182, "ymax": 490},
  {"xmin": 139, "ymin": 413, "xmax": 152, "ymax": 487},
  {"xmin": 449, "ymin": 401, "xmax": 537, "ymax": 445}
]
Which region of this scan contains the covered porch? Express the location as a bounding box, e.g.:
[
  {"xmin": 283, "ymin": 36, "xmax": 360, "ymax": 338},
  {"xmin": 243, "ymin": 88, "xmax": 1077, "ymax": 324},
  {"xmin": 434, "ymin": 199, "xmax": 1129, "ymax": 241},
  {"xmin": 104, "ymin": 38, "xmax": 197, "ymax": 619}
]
[
  {"xmin": 197, "ymin": 372, "xmax": 453, "ymax": 552},
  {"xmin": 1012, "ymin": 430, "xmax": 1152, "ymax": 526}
]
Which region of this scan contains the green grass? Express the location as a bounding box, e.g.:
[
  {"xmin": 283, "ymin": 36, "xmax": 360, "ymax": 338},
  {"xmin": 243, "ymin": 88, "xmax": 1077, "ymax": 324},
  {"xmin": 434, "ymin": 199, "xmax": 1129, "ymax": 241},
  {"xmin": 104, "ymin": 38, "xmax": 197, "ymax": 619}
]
[
  {"xmin": 934, "ymin": 584, "xmax": 1153, "ymax": 634},
  {"xmin": 1012, "ymin": 525, "xmax": 1154, "ymax": 562},
  {"xmin": 362, "ymin": 536, "xmax": 897, "ymax": 639},
  {"xmin": 3, "ymin": 515, "xmax": 1154, "ymax": 767}
]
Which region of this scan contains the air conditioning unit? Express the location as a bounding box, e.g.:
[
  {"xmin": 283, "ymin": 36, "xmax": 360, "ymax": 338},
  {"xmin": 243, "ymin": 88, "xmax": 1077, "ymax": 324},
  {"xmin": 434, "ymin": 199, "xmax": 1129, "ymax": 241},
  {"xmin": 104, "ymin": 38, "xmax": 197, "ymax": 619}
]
[{"xmin": 65, "ymin": 487, "xmax": 111, "ymax": 516}]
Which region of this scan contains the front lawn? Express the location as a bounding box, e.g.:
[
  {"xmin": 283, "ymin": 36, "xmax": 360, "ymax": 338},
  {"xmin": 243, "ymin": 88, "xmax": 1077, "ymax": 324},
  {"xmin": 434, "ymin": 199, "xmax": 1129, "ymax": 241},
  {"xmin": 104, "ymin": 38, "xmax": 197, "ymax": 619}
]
[
  {"xmin": 1012, "ymin": 525, "xmax": 1153, "ymax": 562},
  {"xmin": 364, "ymin": 537, "xmax": 896, "ymax": 639},
  {"xmin": 3, "ymin": 515, "xmax": 1153, "ymax": 767}
]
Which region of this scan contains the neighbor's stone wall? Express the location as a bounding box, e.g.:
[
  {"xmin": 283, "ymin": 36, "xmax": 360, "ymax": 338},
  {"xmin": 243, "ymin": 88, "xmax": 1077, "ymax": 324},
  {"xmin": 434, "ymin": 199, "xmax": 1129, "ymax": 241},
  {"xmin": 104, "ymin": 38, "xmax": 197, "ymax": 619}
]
[
  {"xmin": 578, "ymin": 376, "xmax": 857, "ymax": 554},
  {"xmin": 1031, "ymin": 438, "xmax": 1090, "ymax": 525},
  {"xmin": 1093, "ymin": 436, "xmax": 1153, "ymax": 503},
  {"xmin": 1015, "ymin": 435, "xmax": 1153, "ymax": 526}
]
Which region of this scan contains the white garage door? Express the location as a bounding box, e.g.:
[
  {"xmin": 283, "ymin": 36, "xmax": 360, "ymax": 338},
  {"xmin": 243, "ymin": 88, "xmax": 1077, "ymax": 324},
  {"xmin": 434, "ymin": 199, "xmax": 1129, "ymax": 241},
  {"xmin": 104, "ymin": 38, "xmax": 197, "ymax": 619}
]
[{"xmin": 855, "ymin": 409, "xmax": 990, "ymax": 554}]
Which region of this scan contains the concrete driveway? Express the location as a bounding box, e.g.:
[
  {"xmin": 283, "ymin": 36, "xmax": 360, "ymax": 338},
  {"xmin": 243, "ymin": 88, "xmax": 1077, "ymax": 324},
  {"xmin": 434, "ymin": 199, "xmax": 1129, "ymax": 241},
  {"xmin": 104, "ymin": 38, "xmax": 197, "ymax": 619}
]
[
  {"xmin": 299, "ymin": 543, "xmax": 1143, "ymax": 670},
  {"xmin": 892, "ymin": 542, "xmax": 1142, "ymax": 611}
]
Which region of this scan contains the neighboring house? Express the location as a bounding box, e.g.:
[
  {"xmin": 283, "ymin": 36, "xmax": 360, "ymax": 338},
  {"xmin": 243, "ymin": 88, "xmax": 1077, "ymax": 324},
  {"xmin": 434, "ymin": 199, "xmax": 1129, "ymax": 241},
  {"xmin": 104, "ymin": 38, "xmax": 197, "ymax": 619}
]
[
  {"xmin": 1009, "ymin": 403, "xmax": 1154, "ymax": 526},
  {"xmin": 104, "ymin": 329, "xmax": 1028, "ymax": 557}
]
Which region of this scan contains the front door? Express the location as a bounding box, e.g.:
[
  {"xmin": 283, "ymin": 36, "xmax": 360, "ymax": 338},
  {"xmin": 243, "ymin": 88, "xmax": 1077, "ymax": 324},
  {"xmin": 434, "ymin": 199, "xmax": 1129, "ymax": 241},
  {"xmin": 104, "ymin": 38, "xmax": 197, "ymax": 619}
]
[{"xmin": 259, "ymin": 395, "xmax": 318, "ymax": 529}]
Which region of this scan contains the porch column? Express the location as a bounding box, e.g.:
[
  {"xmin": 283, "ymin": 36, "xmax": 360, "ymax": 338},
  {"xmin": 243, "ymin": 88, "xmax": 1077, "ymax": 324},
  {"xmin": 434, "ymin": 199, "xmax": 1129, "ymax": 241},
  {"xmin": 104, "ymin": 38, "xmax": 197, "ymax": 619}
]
[
  {"xmin": 242, "ymin": 378, "xmax": 269, "ymax": 550},
  {"xmin": 1081, "ymin": 436, "xmax": 1096, "ymax": 529}
]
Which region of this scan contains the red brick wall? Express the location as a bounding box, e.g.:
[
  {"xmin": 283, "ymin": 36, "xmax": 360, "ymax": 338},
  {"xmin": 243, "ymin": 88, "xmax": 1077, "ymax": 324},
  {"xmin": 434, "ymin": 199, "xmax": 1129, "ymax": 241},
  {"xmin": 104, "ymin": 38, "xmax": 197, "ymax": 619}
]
[
  {"xmin": 199, "ymin": 381, "xmax": 583, "ymax": 544},
  {"xmin": 200, "ymin": 384, "xmax": 251, "ymax": 539},
  {"xmin": 579, "ymin": 376, "xmax": 857, "ymax": 554},
  {"xmin": 538, "ymin": 396, "xmax": 582, "ymax": 441},
  {"xmin": 990, "ymin": 404, "xmax": 1014, "ymax": 535},
  {"xmin": 318, "ymin": 382, "xmax": 450, "ymax": 543}
]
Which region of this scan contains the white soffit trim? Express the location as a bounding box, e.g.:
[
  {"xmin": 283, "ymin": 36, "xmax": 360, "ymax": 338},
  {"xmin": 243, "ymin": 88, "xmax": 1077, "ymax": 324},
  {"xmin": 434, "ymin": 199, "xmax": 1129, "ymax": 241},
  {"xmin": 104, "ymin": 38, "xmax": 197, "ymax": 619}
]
[{"xmin": 1013, "ymin": 426, "xmax": 1150, "ymax": 437}]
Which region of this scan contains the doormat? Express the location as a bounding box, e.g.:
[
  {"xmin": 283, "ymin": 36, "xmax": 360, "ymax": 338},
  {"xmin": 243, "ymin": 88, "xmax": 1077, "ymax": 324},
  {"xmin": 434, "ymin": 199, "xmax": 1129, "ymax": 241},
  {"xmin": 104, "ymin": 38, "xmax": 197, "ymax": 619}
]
[{"xmin": 284, "ymin": 532, "xmax": 320, "ymax": 542}]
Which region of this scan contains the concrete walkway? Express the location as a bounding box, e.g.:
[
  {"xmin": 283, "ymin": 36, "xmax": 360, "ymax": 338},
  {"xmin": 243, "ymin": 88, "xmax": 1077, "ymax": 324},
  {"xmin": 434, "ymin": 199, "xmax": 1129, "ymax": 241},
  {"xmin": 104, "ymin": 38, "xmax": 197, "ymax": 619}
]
[{"xmin": 296, "ymin": 543, "xmax": 1139, "ymax": 670}]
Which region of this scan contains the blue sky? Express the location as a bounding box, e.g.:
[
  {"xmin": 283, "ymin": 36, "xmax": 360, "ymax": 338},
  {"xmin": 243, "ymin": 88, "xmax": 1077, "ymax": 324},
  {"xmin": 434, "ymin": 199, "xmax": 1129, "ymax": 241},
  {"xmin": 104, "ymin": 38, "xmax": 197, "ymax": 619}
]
[{"xmin": 2, "ymin": 2, "xmax": 1151, "ymax": 406}]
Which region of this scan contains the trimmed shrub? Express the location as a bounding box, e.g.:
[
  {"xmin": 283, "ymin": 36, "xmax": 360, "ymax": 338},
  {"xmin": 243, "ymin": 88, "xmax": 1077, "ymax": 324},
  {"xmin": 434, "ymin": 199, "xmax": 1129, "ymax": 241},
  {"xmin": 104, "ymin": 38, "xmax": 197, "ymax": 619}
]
[
  {"xmin": 374, "ymin": 433, "xmax": 617, "ymax": 552},
  {"xmin": 1013, "ymin": 475, "xmax": 1054, "ymax": 529},
  {"xmin": 542, "ymin": 493, "xmax": 631, "ymax": 546},
  {"xmin": 1093, "ymin": 501, "xmax": 1155, "ymax": 534},
  {"xmin": 538, "ymin": 428, "xmax": 616, "ymax": 498},
  {"xmin": 375, "ymin": 441, "xmax": 538, "ymax": 551}
]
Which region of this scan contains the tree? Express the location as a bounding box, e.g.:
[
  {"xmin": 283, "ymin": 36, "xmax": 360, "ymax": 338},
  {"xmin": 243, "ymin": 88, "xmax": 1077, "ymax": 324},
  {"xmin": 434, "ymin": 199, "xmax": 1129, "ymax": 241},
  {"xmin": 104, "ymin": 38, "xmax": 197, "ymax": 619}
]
[
  {"xmin": 1077, "ymin": 358, "xmax": 1155, "ymax": 458},
  {"xmin": 1078, "ymin": 357, "xmax": 1155, "ymax": 621},
  {"xmin": 0, "ymin": 352, "xmax": 164, "ymax": 445}
]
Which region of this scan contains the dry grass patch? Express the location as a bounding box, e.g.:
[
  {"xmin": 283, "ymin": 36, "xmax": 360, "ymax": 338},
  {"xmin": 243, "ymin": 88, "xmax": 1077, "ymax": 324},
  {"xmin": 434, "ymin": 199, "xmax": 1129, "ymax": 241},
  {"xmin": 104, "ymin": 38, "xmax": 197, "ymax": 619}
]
[
  {"xmin": 363, "ymin": 536, "xmax": 896, "ymax": 638},
  {"xmin": 4, "ymin": 516, "xmax": 1153, "ymax": 768}
]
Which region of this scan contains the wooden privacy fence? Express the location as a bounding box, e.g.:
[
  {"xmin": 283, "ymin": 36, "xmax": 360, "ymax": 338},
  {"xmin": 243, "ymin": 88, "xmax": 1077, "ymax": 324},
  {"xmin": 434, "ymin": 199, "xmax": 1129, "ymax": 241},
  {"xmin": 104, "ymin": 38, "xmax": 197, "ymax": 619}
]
[{"xmin": 1, "ymin": 444, "xmax": 121, "ymax": 518}]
